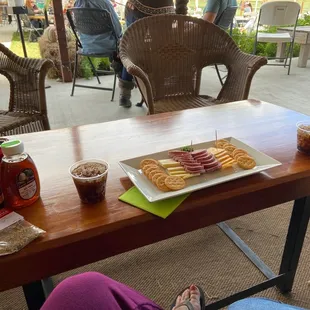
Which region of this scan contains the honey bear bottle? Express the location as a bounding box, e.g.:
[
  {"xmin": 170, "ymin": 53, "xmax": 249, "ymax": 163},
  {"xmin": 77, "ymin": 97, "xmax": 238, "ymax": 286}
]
[{"xmin": 1, "ymin": 140, "xmax": 40, "ymax": 209}]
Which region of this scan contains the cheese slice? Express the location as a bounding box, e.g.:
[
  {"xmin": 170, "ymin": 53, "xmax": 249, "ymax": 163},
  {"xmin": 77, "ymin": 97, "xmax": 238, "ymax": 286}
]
[
  {"xmin": 221, "ymin": 158, "xmax": 236, "ymax": 166},
  {"xmin": 217, "ymin": 155, "xmax": 230, "ymax": 162},
  {"xmin": 215, "ymin": 151, "xmax": 228, "ymax": 158},
  {"xmin": 183, "ymin": 173, "xmax": 200, "ymax": 179},
  {"xmin": 169, "ymin": 170, "xmax": 186, "ymax": 175},
  {"xmin": 171, "ymin": 173, "xmax": 191, "ymax": 178},
  {"xmin": 207, "ymin": 147, "xmax": 224, "ymax": 155},
  {"xmin": 222, "ymin": 159, "xmax": 236, "ymax": 169},
  {"xmin": 171, "ymin": 173, "xmax": 200, "ymax": 179},
  {"xmin": 167, "ymin": 166, "xmax": 185, "ymax": 172},
  {"xmin": 158, "ymin": 159, "xmax": 181, "ymax": 168}
]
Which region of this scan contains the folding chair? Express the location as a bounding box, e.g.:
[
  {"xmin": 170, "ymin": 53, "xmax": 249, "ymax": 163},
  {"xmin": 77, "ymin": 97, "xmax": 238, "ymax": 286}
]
[
  {"xmin": 66, "ymin": 8, "xmax": 118, "ymax": 101},
  {"xmin": 20, "ymin": 14, "xmax": 43, "ymax": 42},
  {"xmin": 253, "ymin": 1, "xmax": 300, "ymax": 75},
  {"xmin": 214, "ymin": 6, "xmax": 238, "ymax": 86}
]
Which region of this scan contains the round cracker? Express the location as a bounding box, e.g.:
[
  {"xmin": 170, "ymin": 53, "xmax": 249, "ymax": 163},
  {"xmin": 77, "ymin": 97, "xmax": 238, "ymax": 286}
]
[
  {"xmin": 164, "ymin": 176, "xmax": 186, "ymax": 191},
  {"xmin": 140, "ymin": 159, "xmax": 158, "ymax": 169},
  {"xmin": 156, "ymin": 175, "xmax": 171, "ymax": 192},
  {"xmin": 142, "ymin": 164, "xmax": 158, "ymax": 174},
  {"xmin": 145, "ymin": 165, "xmax": 160, "ymax": 177},
  {"xmin": 152, "ymin": 172, "xmax": 166, "ymax": 184},
  {"xmin": 232, "ymin": 148, "xmax": 248, "ymax": 158},
  {"xmin": 215, "ymin": 139, "xmax": 229, "ymax": 149},
  {"xmin": 237, "ymin": 155, "xmax": 256, "ymax": 170},
  {"xmin": 224, "ymin": 144, "xmax": 237, "ymax": 155},
  {"xmin": 148, "ymin": 169, "xmax": 164, "ymax": 180}
]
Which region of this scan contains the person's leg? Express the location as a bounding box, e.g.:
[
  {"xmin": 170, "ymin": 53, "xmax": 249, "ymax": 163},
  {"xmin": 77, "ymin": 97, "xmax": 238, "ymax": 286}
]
[
  {"xmin": 172, "ymin": 285, "xmax": 204, "ymax": 310},
  {"xmin": 228, "ymin": 297, "xmax": 306, "ymax": 310},
  {"xmin": 42, "ymin": 272, "xmax": 162, "ymax": 310},
  {"xmin": 118, "ymin": 3, "xmax": 138, "ymax": 108}
]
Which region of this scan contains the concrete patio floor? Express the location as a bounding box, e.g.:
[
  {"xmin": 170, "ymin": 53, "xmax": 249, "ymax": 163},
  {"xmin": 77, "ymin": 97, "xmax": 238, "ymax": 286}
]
[{"xmin": 1, "ymin": 57, "xmax": 309, "ymax": 130}]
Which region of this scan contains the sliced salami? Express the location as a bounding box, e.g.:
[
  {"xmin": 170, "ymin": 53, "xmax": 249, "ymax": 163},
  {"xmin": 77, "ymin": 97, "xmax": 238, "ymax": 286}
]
[
  {"xmin": 199, "ymin": 158, "xmax": 217, "ymax": 165},
  {"xmin": 169, "ymin": 150, "xmax": 189, "ymax": 155},
  {"xmin": 185, "ymin": 166, "xmax": 205, "ymax": 173},
  {"xmin": 191, "ymin": 150, "xmax": 208, "ymax": 158},
  {"xmin": 203, "ymin": 161, "xmax": 219, "ymax": 169},
  {"xmin": 196, "ymin": 155, "xmax": 214, "ymax": 163},
  {"xmin": 205, "ymin": 163, "xmax": 222, "ymax": 173},
  {"xmin": 195, "ymin": 153, "xmax": 213, "ymax": 161},
  {"xmin": 183, "ymin": 163, "xmax": 204, "ymax": 168}
]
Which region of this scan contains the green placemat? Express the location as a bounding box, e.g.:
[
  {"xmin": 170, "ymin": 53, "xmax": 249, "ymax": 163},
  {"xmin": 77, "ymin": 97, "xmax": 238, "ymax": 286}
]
[{"xmin": 119, "ymin": 186, "xmax": 190, "ymax": 219}]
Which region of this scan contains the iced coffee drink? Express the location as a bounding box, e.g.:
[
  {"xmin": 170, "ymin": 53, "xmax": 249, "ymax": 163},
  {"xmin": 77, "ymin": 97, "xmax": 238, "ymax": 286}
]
[{"xmin": 69, "ymin": 160, "xmax": 109, "ymax": 204}]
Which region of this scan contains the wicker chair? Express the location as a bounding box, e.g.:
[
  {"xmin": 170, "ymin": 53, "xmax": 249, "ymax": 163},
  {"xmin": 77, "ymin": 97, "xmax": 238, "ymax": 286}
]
[
  {"xmin": 0, "ymin": 43, "xmax": 53, "ymax": 136},
  {"xmin": 119, "ymin": 15, "xmax": 267, "ymax": 115}
]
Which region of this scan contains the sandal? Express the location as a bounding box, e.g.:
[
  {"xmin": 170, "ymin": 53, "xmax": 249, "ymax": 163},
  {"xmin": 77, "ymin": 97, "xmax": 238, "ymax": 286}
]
[{"xmin": 170, "ymin": 286, "xmax": 205, "ymax": 310}]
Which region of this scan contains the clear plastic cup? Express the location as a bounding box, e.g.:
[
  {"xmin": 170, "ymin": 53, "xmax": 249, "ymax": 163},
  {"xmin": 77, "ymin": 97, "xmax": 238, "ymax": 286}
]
[
  {"xmin": 69, "ymin": 159, "xmax": 109, "ymax": 204},
  {"xmin": 297, "ymin": 121, "xmax": 310, "ymax": 155}
]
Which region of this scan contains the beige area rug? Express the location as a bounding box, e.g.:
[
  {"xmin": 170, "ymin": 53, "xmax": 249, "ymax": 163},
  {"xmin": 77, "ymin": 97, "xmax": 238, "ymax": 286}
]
[{"xmin": 1, "ymin": 202, "xmax": 310, "ymax": 309}]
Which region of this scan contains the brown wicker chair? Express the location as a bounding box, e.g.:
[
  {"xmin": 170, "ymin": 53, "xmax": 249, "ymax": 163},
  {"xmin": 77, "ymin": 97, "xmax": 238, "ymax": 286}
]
[
  {"xmin": 119, "ymin": 15, "xmax": 267, "ymax": 115},
  {"xmin": 0, "ymin": 43, "xmax": 53, "ymax": 136}
]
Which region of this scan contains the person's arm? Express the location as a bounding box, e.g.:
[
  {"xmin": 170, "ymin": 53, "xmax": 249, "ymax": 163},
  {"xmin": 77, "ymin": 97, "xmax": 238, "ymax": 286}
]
[
  {"xmin": 33, "ymin": 4, "xmax": 42, "ymax": 13},
  {"xmin": 202, "ymin": 0, "xmax": 220, "ymax": 23}
]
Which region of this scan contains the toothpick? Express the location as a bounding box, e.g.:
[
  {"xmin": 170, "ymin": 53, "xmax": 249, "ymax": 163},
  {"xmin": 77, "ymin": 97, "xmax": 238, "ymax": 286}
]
[{"xmin": 215, "ymin": 129, "xmax": 218, "ymax": 146}]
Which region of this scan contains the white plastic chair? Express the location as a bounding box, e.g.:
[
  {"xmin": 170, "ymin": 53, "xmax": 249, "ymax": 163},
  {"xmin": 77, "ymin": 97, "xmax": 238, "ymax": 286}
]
[{"xmin": 253, "ymin": 1, "xmax": 300, "ymax": 75}]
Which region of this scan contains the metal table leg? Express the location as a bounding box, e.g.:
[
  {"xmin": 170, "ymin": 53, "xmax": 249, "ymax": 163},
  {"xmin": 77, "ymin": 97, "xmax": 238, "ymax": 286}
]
[
  {"xmin": 277, "ymin": 197, "xmax": 310, "ymax": 292},
  {"xmin": 206, "ymin": 196, "xmax": 310, "ymax": 309},
  {"xmin": 22, "ymin": 277, "xmax": 53, "ymax": 310}
]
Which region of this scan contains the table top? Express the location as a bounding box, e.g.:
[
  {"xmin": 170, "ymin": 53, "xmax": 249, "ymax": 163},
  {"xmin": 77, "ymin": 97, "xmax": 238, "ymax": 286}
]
[
  {"xmin": 1, "ymin": 100, "xmax": 310, "ymax": 291},
  {"xmin": 278, "ymin": 26, "xmax": 310, "ymax": 33},
  {"xmin": 28, "ymin": 14, "xmax": 46, "ymax": 20}
]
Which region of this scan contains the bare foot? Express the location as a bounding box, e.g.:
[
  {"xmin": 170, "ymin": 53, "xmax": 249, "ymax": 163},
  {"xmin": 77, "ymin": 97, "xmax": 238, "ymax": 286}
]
[{"xmin": 172, "ymin": 285, "xmax": 201, "ymax": 310}]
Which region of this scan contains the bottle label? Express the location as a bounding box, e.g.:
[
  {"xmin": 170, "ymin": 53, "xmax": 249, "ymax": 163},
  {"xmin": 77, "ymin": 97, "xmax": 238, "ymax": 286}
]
[{"xmin": 16, "ymin": 169, "xmax": 37, "ymax": 200}]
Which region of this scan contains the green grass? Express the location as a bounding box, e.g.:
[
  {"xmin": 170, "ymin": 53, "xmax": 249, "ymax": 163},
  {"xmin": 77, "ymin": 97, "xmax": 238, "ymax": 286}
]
[{"xmin": 10, "ymin": 32, "xmax": 41, "ymax": 59}]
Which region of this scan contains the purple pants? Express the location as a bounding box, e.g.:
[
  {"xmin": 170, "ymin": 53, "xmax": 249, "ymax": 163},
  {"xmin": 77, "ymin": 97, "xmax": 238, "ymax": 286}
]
[{"xmin": 41, "ymin": 272, "xmax": 163, "ymax": 310}]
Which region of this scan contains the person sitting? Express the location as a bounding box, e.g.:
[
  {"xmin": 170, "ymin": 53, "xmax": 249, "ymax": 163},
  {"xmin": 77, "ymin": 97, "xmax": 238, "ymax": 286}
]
[
  {"xmin": 74, "ymin": 0, "xmax": 122, "ymax": 57},
  {"xmin": 202, "ymin": 0, "xmax": 238, "ymax": 23},
  {"xmin": 41, "ymin": 272, "xmax": 307, "ymax": 310},
  {"xmin": 117, "ymin": 0, "xmax": 189, "ymax": 108},
  {"xmin": 41, "ymin": 272, "xmax": 204, "ymax": 310},
  {"xmin": 25, "ymin": 0, "xmax": 43, "ymax": 28},
  {"xmin": 243, "ymin": 1, "xmax": 252, "ymax": 16}
]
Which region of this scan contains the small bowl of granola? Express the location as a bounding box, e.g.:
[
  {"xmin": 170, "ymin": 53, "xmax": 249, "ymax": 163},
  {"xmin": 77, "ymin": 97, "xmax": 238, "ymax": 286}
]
[{"xmin": 297, "ymin": 121, "xmax": 310, "ymax": 155}]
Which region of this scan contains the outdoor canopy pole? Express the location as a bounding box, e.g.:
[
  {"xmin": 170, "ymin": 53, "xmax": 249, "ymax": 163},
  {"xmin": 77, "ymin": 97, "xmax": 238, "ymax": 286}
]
[{"xmin": 52, "ymin": 0, "xmax": 72, "ymax": 82}]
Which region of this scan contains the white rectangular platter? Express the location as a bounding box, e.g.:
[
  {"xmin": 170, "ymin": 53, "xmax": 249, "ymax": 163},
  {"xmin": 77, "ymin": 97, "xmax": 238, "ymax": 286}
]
[{"xmin": 119, "ymin": 137, "xmax": 281, "ymax": 202}]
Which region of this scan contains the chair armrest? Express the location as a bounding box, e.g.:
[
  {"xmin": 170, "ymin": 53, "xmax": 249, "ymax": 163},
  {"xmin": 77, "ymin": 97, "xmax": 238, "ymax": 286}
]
[
  {"xmin": 218, "ymin": 52, "xmax": 267, "ymax": 102},
  {"xmin": 121, "ymin": 56, "xmax": 155, "ymax": 114},
  {"xmin": 0, "ymin": 43, "xmax": 53, "ymax": 73}
]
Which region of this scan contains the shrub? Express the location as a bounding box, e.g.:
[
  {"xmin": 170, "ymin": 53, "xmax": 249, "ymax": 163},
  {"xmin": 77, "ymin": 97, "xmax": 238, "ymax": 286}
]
[{"xmin": 79, "ymin": 57, "xmax": 111, "ymax": 79}]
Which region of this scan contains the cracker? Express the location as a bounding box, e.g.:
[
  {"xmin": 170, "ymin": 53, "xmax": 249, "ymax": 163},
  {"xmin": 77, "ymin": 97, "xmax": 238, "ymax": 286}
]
[
  {"xmin": 142, "ymin": 164, "xmax": 158, "ymax": 173},
  {"xmin": 145, "ymin": 165, "xmax": 160, "ymax": 177},
  {"xmin": 164, "ymin": 176, "xmax": 186, "ymax": 191},
  {"xmin": 224, "ymin": 144, "xmax": 237, "ymax": 155},
  {"xmin": 148, "ymin": 169, "xmax": 164, "ymax": 180},
  {"xmin": 156, "ymin": 175, "xmax": 171, "ymax": 192},
  {"xmin": 215, "ymin": 139, "xmax": 229, "ymax": 149},
  {"xmin": 232, "ymin": 149, "xmax": 248, "ymax": 158},
  {"xmin": 237, "ymin": 156, "xmax": 256, "ymax": 170},
  {"xmin": 152, "ymin": 172, "xmax": 167, "ymax": 184},
  {"xmin": 140, "ymin": 159, "xmax": 158, "ymax": 169}
]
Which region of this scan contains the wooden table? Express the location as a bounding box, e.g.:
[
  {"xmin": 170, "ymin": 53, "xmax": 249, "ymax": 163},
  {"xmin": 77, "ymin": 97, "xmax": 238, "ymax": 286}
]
[
  {"xmin": 277, "ymin": 26, "xmax": 310, "ymax": 68},
  {"xmin": 1, "ymin": 100, "xmax": 310, "ymax": 310}
]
